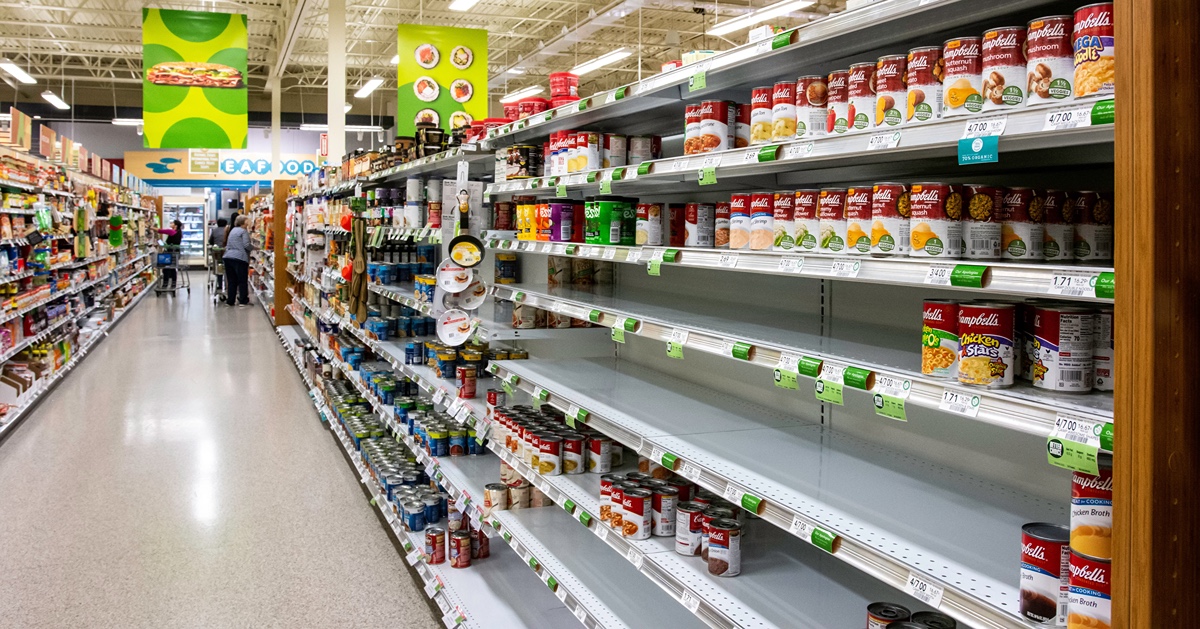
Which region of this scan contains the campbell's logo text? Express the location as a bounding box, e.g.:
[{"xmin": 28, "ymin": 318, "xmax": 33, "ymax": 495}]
[
  {"xmin": 961, "ymin": 312, "xmax": 1002, "ymax": 327},
  {"xmin": 847, "ymin": 191, "xmax": 870, "ymax": 204},
  {"xmin": 910, "ymin": 188, "xmax": 943, "ymax": 203},
  {"xmin": 1022, "ymin": 543, "xmax": 1048, "ymax": 561},
  {"xmin": 984, "ymin": 32, "xmax": 1022, "ymax": 50},
  {"xmin": 923, "ymin": 308, "xmax": 946, "ymax": 322},
  {"xmin": 1074, "ymin": 10, "xmax": 1113, "ymax": 33},
  {"xmin": 944, "ymin": 41, "xmax": 980, "ymax": 59},
  {"xmin": 1070, "ymin": 561, "xmax": 1108, "ymax": 585},
  {"xmin": 1029, "ymin": 21, "xmax": 1068, "ymax": 41},
  {"xmin": 874, "ymin": 188, "xmax": 895, "ymax": 201},
  {"xmin": 1074, "ymin": 474, "xmax": 1114, "ymax": 493}
]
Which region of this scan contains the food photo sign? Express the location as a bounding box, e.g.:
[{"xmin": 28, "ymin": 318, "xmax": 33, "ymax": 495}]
[
  {"xmin": 142, "ymin": 9, "xmax": 248, "ymax": 149},
  {"xmin": 396, "ymin": 25, "xmax": 488, "ymax": 136}
]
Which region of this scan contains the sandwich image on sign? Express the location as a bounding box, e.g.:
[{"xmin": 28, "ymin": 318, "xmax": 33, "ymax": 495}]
[{"xmin": 146, "ymin": 62, "xmax": 244, "ymax": 88}]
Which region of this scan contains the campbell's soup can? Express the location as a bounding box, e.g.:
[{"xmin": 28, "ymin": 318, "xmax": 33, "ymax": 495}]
[
  {"xmin": 817, "ymin": 188, "xmax": 848, "ymax": 253},
  {"xmin": 1026, "ymin": 16, "xmax": 1075, "ymax": 104},
  {"xmin": 867, "ymin": 602, "xmax": 911, "ymax": 629},
  {"xmin": 1071, "ymin": 456, "xmax": 1113, "ymax": 560},
  {"xmin": 943, "ymin": 37, "xmax": 983, "ymax": 116},
  {"xmin": 1068, "ymin": 551, "xmax": 1111, "ymax": 629},
  {"xmin": 675, "ymin": 501, "xmax": 705, "ymax": 556},
  {"xmin": 771, "ymin": 81, "xmax": 797, "ymax": 141},
  {"xmin": 685, "ymin": 203, "xmax": 715, "ymax": 247},
  {"xmin": 874, "ymin": 55, "xmax": 907, "ymax": 128},
  {"xmin": 714, "ymin": 202, "xmax": 731, "ymax": 249},
  {"xmin": 587, "ymin": 436, "xmax": 612, "ymax": 473},
  {"xmin": 909, "ymin": 182, "xmax": 963, "ymax": 258},
  {"xmin": 749, "ymin": 193, "xmax": 774, "ymax": 251},
  {"xmin": 602, "ymin": 134, "xmax": 627, "ymax": 168},
  {"xmin": 651, "ymin": 486, "xmax": 678, "ymax": 536},
  {"xmin": 1041, "ymin": 190, "xmax": 1075, "ymax": 261},
  {"xmin": 750, "ymin": 86, "xmax": 774, "ymax": 145},
  {"xmin": 628, "ymin": 135, "xmax": 661, "ymax": 164},
  {"xmin": 683, "ymin": 105, "xmax": 702, "ymax": 155},
  {"xmin": 1020, "ymin": 522, "xmax": 1070, "ymax": 625},
  {"xmin": 958, "ymin": 302, "xmax": 1016, "ymax": 388},
  {"xmin": 1000, "ymin": 187, "xmax": 1045, "ymax": 261},
  {"xmin": 561, "ymin": 433, "xmax": 585, "ymax": 475},
  {"xmin": 963, "ymin": 184, "xmax": 1004, "ymax": 260},
  {"xmin": 1032, "ymin": 306, "xmax": 1095, "ymax": 392},
  {"xmin": 922, "ymin": 299, "xmax": 959, "ymax": 378},
  {"xmin": 1092, "ymin": 307, "xmax": 1114, "ymax": 391},
  {"xmin": 827, "ymin": 69, "xmax": 850, "ymax": 134},
  {"xmin": 581, "ymin": 131, "xmax": 601, "ymax": 171},
  {"xmin": 707, "ymin": 518, "xmax": 742, "ymax": 577},
  {"xmin": 698, "ymin": 100, "xmax": 736, "ymax": 153},
  {"xmin": 734, "ymin": 103, "xmax": 751, "ymax": 148},
  {"xmin": 1073, "ymin": 3, "xmax": 1115, "ymax": 98},
  {"xmin": 729, "ymin": 194, "xmax": 753, "ymax": 250},
  {"xmin": 906, "ymin": 46, "xmax": 944, "ymax": 123},
  {"xmin": 870, "ymin": 182, "xmax": 910, "ymax": 255},
  {"xmin": 793, "ymin": 189, "xmax": 820, "ymax": 252},
  {"xmin": 1072, "ymin": 191, "xmax": 1113, "ymax": 261},
  {"xmin": 621, "ymin": 488, "xmax": 652, "ymax": 540},
  {"xmin": 772, "ymin": 191, "xmax": 796, "ymax": 251},
  {"xmin": 843, "ymin": 186, "xmax": 873, "ymax": 254},
  {"xmin": 636, "ymin": 203, "xmax": 663, "ymax": 246},
  {"xmin": 795, "ymin": 75, "xmax": 827, "ymax": 138},
  {"xmin": 668, "ymin": 203, "xmax": 687, "ymax": 246},
  {"xmin": 982, "ymin": 26, "xmax": 1028, "ymax": 110},
  {"xmin": 847, "ymin": 62, "xmax": 877, "ymax": 131}
]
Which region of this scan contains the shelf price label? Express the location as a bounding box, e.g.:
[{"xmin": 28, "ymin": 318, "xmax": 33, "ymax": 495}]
[
  {"xmin": 774, "ymin": 353, "xmax": 801, "ymax": 390},
  {"xmin": 789, "ymin": 516, "xmax": 839, "ymax": 553},
  {"xmin": 962, "ymin": 114, "xmax": 1008, "ymax": 138},
  {"xmin": 829, "ymin": 258, "xmax": 862, "ymax": 278},
  {"xmin": 939, "ymin": 388, "xmax": 982, "ymax": 417},
  {"xmin": 777, "ymin": 256, "xmax": 803, "ymax": 273},
  {"xmin": 647, "ymin": 260, "xmax": 662, "ymax": 276},
  {"xmin": 626, "ymin": 548, "xmax": 645, "ymax": 570},
  {"xmin": 1047, "ymin": 412, "xmax": 1104, "ymax": 475},
  {"xmin": 867, "ymin": 130, "xmax": 902, "ymax": 151},
  {"xmin": 1043, "ymin": 104, "xmax": 1094, "ymax": 131},
  {"xmin": 680, "ymin": 589, "xmax": 702, "ymax": 613},
  {"xmin": 722, "ymin": 483, "xmax": 764, "ymax": 514},
  {"xmin": 566, "ymin": 403, "xmax": 589, "ymax": 427},
  {"xmin": 716, "ymin": 252, "xmax": 738, "ymax": 268},
  {"xmin": 666, "ymin": 328, "xmax": 688, "ymax": 359},
  {"xmin": 1048, "ymin": 269, "xmax": 1106, "ymax": 297},
  {"xmin": 556, "ymin": 183, "xmax": 568, "ymax": 197},
  {"xmin": 688, "ymin": 70, "xmax": 707, "ymax": 92},
  {"xmin": 815, "ymin": 361, "xmax": 846, "ymax": 405},
  {"xmin": 598, "ymin": 179, "xmax": 613, "ymax": 194},
  {"xmin": 782, "ymin": 142, "xmax": 815, "ymax": 160},
  {"xmin": 905, "ymin": 572, "xmax": 946, "ymax": 609},
  {"xmin": 872, "ymin": 374, "xmax": 912, "ymax": 421},
  {"xmin": 697, "ymin": 166, "xmax": 718, "ymax": 186},
  {"xmin": 649, "ymin": 445, "xmax": 679, "ymax": 470}
]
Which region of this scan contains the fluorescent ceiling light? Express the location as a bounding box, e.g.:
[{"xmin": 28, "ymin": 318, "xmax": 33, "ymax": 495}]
[
  {"xmin": 41, "ymin": 90, "xmax": 69, "ymax": 110},
  {"xmin": 708, "ymin": 0, "xmax": 815, "ymax": 36},
  {"xmin": 112, "ymin": 118, "xmax": 143, "ymax": 126},
  {"xmin": 344, "ymin": 102, "xmax": 353, "ymax": 113},
  {"xmin": 0, "ymin": 58, "xmax": 35, "ymax": 84},
  {"xmin": 569, "ymin": 48, "xmax": 632, "ymax": 76},
  {"xmin": 448, "ymin": 0, "xmax": 479, "ymax": 11},
  {"xmin": 354, "ymin": 77, "xmax": 384, "ymax": 99},
  {"xmin": 499, "ymin": 85, "xmax": 544, "ymax": 103},
  {"xmin": 390, "ymin": 54, "xmax": 400, "ymax": 64},
  {"xmin": 299, "ymin": 123, "xmax": 385, "ymax": 132},
  {"xmin": 507, "ymin": 68, "xmax": 526, "ymax": 75}
]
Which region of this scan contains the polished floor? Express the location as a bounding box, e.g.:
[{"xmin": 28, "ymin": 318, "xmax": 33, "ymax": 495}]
[{"xmin": 0, "ymin": 282, "xmax": 439, "ymax": 628}]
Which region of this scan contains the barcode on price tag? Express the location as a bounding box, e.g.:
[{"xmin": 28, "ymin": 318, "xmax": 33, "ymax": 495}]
[
  {"xmin": 939, "ymin": 388, "xmax": 982, "ymax": 417},
  {"xmin": 777, "ymin": 352, "xmax": 800, "ymax": 373},
  {"xmin": 1050, "ymin": 413, "xmax": 1102, "ymax": 448},
  {"xmin": 924, "ymin": 263, "xmax": 953, "ymax": 285},
  {"xmin": 433, "ymin": 388, "xmax": 447, "ymax": 404},
  {"xmin": 1043, "ymin": 105, "xmax": 1093, "ymax": 131},
  {"xmin": 1048, "ymin": 270, "xmax": 1098, "ymax": 296},
  {"xmin": 680, "ymin": 590, "xmax": 701, "ymax": 613},
  {"xmin": 962, "ymin": 114, "xmax": 1008, "ymax": 138},
  {"xmin": 829, "ymin": 258, "xmax": 861, "ymax": 277},
  {"xmin": 782, "ymin": 142, "xmax": 815, "ymax": 159},
  {"xmin": 596, "ymin": 525, "xmax": 609, "ymax": 541},
  {"xmin": 874, "ymin": 374, "xmax": 912, "ymax": 399},
  {"xmin": 574, "ymin": 605, "xmax": 588, "ymax": 622},
  {"xmin": 742, "ymin": 148, "xmax": 760, "ymax": 163},
  {"xmin": 722, "ymin": 483, "xmax": 744, "ymax": 504},
  {"xmin": 717, "ymin": 252, "xmax": 738, "ymax": 268},
  {"xmin": 905, "ymin": 572, "xmax": 945, "ymax": 608},
  {"xmin": 778, "ymin": 256, "xmax": 803, "ymax": 273},
  {"xmin": 700, "ymin": 155, "xmax": 722, "ymax": 169},
  {"xmin": 818, "ymin": 361, "xmax": 846, "ymax": 384}
]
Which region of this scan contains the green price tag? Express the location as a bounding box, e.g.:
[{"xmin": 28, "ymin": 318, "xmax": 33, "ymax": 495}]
[
  {"xmin": 503, "ymin": 531, "xmax": 512, "ymax": 542},
  {"xmin": 647, "ymin": 260, "xmax": 662, "ymax": 276},
  {"xmin": 797, "ymin": 356, "xmax": 822, "ymax": 378},
  {"xmin": 688, "ymin": 71, "xmax": 707, "ymax": 92},
  {"xmin": 562, "ymin": 499, "xmax": 576, "ymax": 513},
  {"xmin": 739, "ymin": 493, "xmax": 762, "ymax": 514},
  {"xmin": 950, "ymin": 264, "xmax": 990, "ymax": 288},
  {"xmin": 546, "ymin": 576, "xmax": 558, "ymax": 591},
  {"xmin": 873, "ymin": 393, "xmax": 908, "ymax": 421},
  {"xmin": 556, "ymin": 184, "xmax": 567, "ymax": 197},
  {"xmin": 815, "ymin": 379, "xmax": 844, "ymax": 405},
  {"xmin": 599, "ymin": 180, "xmax": 612, "ymax": 194},
  {"xmin": 758, "ymin": 145, "xmax": 780, "ymax": 162},
  {"xmin": 810, "ymin": 527, "xmax": 838, "ymax": 553},
  {"xmin": 513, "ymin": 291, "xmax": 525, "ymax": 302},
  {"xmin": 536, "ymin": 386, "xmax": 549, "ymax": 401},
  {"xmin": 529, "ymin": 179, "xmax": 540, "ymax": 189},
  {"xmin": 565, "ymin": 244, "xmax": 578, "ymax": 255},
  {"xmin": 774, "ymin": 368, "xmax": 800, "ymax": 390},
  {"xmin": 612, "ymin": 168, "xmax": 625, "ymax": 181},
  {"xmin": 403, "ymin": 541, "xmax": 414, "ymax": 552},
  {"xmin": 1094, "ymin": 272, "xmax": 1115, "ymax": 299},
  {"xmin": 698, "ymin": 167, "xmax": 717, "ymax": 185},
  {"xmin": 588, "ymin": 309, "xmax": 601, "ymax": 323},
  {"xmin": 659, "ymin": 452, "xmax": 678, "ymax": 469},
  {"xmin": 578, "ymin": 100, "xmax": 589, "ymax": 111},
  {"xmin": 843, "ymin": 366, "xmax": 873, "ymax": 390},
  {"xmin": 579, "ymin": 512, "xmax": 592, "ymax": 526},
  {"xmin": 730, "ymin": 342, "xmax": 753, "ymax": 360},
  {"xmin": 586, "ymin": 172, "xmax": 598, "ymax": 183},
  {"xmin": 666, "ymin": 341, "xmax": 684, "ymax": 359},
  {"xmin": 637, "ymin": 162, "xmax": 653, "ymax": 176},
  {"xmin": 615, "ymin": 87, "xmax": 627, "ymax": 100},
  {"xmin": 1047, "ymin": 437, "xmax": 1099, "ymax": 474},
  {"xmin": 611, "ymin": 327, "xmax": 625, "ymax": 343},
  {"xmin": 1099, "ymin": 422, "xmax": 1114, "ymax": 452},
  {"xmin": 772, "ymin": 31, "xmax": 793, "ymax": 49},
  {"xmin": 1090, "ymin": 99, "xmax": 1115, "ymax": 125},
  {"xmin": 662, "ymin": 248, "xmax": 681, "ymax": 262},
  {"xmin": 544, "ymin": 112, "xmax": 554, "ymax": 122},
  {"xmin": 528, "ymin": 557, "xmax": 539, "ymax": 570}
]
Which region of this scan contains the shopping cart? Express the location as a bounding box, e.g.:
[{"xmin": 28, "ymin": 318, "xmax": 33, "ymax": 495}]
[
  {"xmin": 207, "ymin": 244, "xmax": 226, "ymax": 303},
  {"xmin": 155, "ymin": 244, "xmax": 191, "ymax": 296}
]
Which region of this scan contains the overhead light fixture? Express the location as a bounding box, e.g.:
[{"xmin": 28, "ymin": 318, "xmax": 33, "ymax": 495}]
[
  {"xmin": 569, "ymin": 48, "xmax": 632, "ymax": 76},
  {"xmin": 112, "ymin": 118, "xmax": 143, "ymax": 126},
  {"xmin": 506, "ymin": 67, "xmax": 526, "ymax": 75},
  {"xmin": 707, "ymin": 0, "xmax": 815, "ymax": 36},
  {"xmin": 390, "ymin": 54, "xmax": 400, "ymax": 64},
  {"xmin": 299, "ymin": 123, "xmax": 385, "ymax": 132},
  {"xmin": 354, "ymin": 77, "xmax": 384, "ymax": 99},
  {"xmin": 499, "ymin": 85, "xmax": 544, "ymax": 103},
  {"xmin": 343, "ymin": 102, "xmax": 352, "ymax": 113},
  {"xmin": 0, "ymin": 58, "xmax": 35, "ymax": 84},
  {"xmin": 41, "ymin": 90, "xmax": 69, "ymax": 110},
  {"xmin": 448, "ymin": 0, "xmax": 480, "ymax": 11}
]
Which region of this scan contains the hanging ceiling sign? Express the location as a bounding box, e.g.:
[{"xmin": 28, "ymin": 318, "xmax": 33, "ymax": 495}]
[
  {"xmin": 124, "ymin": 150, "xmax": 317, "ymax": 182},
  {"xmin": 142, "ymin": 8, "xmax": 248, "ymax": 149},
  {"xmin": 396, "ymin": 24, "xmax": 489, "ymax": 137}
]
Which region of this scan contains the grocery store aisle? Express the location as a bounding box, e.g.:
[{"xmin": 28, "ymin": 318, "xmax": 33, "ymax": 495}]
[{"xmin": 0, "ymin": 277, "xmax": 437, "ymax": 629}]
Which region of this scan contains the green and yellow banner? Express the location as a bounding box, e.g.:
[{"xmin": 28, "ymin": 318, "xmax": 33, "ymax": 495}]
[
  {"xmin": 396, "ymin": 25, "xmax": 488, "ymax": 137},
  {"xmin": 142, "ymin": 8, "xmax": 248, "ymax": 149}
]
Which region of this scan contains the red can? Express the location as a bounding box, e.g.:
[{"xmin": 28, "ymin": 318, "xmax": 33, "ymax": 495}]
[
  {"xmin": 734, "ymin": 103, "xmax": 751, "ymax": 148},
  {"xmin": 1020, "ymin": 523, "xmax": 1070, "ymax": 625},
  {"xmin": 909, "ymin": 182, "xmax": 963, "ymax": 258},
  {"xmin": 425, "ymin": 527, "xmax": 447, "ymax": 564},
  {"xmin": 921, "ymin": 299, "xmax": 959, "ymax": 378},
  {"xmin": 668, "ymin": 203, "xmax": 687, "ymax": 246},
  {"xmin": 1073, "ymin": 3, "xmax": 1115, "ymax": 98},
  {"xmin": 847, "ymin": 62, "xmax": 876, "ymax": 131},
  {"xmin": 844, "ymin": 186, "xmax": 873, "ymax": 253},
  {"xmin": 793, "ymin": 190, "xmax": 819, "ymax": 220},
  {"xmin": 873, "ymin": 54, "xmax": 907, "ymax": 128},
  {"xmin": 1068, "ymin": 551, "xmax": 1111, "ymax": 627},
  {"xmin": 587, "ymin": 436, "xmax": 612, "ymax": 473},
  {"xmin": 729, "ymin": 194, "xmax": 752, "ymax": 251},
  {"xmin": 561, "ymin": 432, "xmax": 585, "ymax": 475},
  {"xmin": 518, "ymin": 97, "xmax": 550, "ymax": 118},
  {"xmin": 772, "ymin": 191, "xmax": 795, "ymax": 223},
  {"xmin": 981, "ymin": 26, "xmax": 1028, "ymax": 109},
  {"xmin": 572, "ymin": 202, "xmax": 586, "ymax": 243},
  {"xmin": 698, "ymin": 99, "xmax": 736, "ymax": 153},
  {"xmin": 957, "ymin": 302, "xmax": 1016, "ymax": 388},
  {"xmin": 714, "ymin": 201, "xmax": 731, "ymax": 249},
  {"xmin": 1071, "ymin": 461, "xmax": 1113, "ymax": 560},
  {"xmin": 796, "ymin": 74, "xmax": 828, "ymax": 108},
  {"xmin": 1000, "ymin": 187, "xmax": 1045, "ymax": 261},
  {"xmin": 870, "ymin": 182, "xmax": 910, "ymax": 255},
  {"xmin": 1026, "ymin": 16, "xmax": 1074, "ymax": 104},
  {"xmin": 450, "ymin": 530, "xmax": 472, "ymax": 568},
  {"xmin": 471, "ymin": 526, "xmax": 490, "ymax": 559},
  {"xmin": 826, "ymin": 69, "xmax": 849, "ymax": 134},
  {"xmin": 683, "ymin": 105, "xmax": 702, "ymax": 155},
  {"xmin": 943, "ymin": 37, "xmax": 983, "ymax": 116},
  {"xmin": 962, "ymin": 184, "xmax": 1004, "ymax": 260},
  {"xmin": 750, "ymin": 86, "xmax": 773, "ymax": 144},
  {"xmin": 771, "ymin": 80, "xmax": 797, "ymax": 141},
  {"xmin": 905, "ymin": 46, "xmax": 943, "ymax": 122},
  {"xmin": 621, "ymin": 487, "xmax": 652, "ymax": 540},
  {"xmin": 503, "ymin": 102, "xmax": 520, "ymax": 120},
  {"xmin": 665, "ymin": 477, "xmax": 693, "ymax": 502},
  {"xmin": 549, "ymin": 72, "xmax": 579, "ymax": 98}
]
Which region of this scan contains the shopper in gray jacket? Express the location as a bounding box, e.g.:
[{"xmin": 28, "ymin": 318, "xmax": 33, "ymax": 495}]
[{"xmin": 222, "ymin": 215, "xmax": 253, "ymax": 306}]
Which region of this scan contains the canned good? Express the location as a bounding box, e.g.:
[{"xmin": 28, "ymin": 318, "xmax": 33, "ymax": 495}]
[
  {"xmin": 1032, "ymin": 306, "xmax": 1095, "ymax": 392},
  {"xmin": 667, "ymin": 203, "xmax": 687, "ymax": 247},
  {"xmin": 609, "ymin": 481, "xmax": 638, "ymax": 532},
  {"xmin": 587, "ymin": 437, "xmax": 613, "ymax": 473},
  {"xmin": 456, "ymin": 366, "xmax": 477, "ymax": 400},
  {"xmin": 729, "ymin": 194, "xmax": 752, "ymax": 250},
  {"xmin": 684, "ymin": 202, "xmax": 715, "ymax": 247},
  {"xmin": 599, "ymin": 472, "xmax": 624, "ymax": 522},
  {"xmin": 484, "ymin": 482, "xmax": 509, "ymax": 513},
  {"xmin": 1072, "ymin": 3, "xmax": 1115, "ymax": 98},
  {"xmin": 698, "ymin": 100, "xmax": 736, "ymax": 153},
  {"xmin": 867, "ymin": 602, "xmax": 911, "ymax": 629},
  {"xmin": 847, "ymin": 62, "xmax": 877, "ymax": 131},
  {"xmin": 817, "ymin": 188, "xmax": 848, "ymax": 254},
  {"xmin": 958, "ymin": 302, "xmax": 1016, "ymax": 388},
  {"xmin": 561, "ymin": 433, "xmax": 585, "ymax": 475},
  {"xmin": 674, "ymin": 501, "xmax": 705, "ymax": 556},
  {"xmin": 1071, "ymin": 456, "xmax": 1113, "ymax": 560},
  {"xmin": 700, "ymin": 506, "xmax": 735, "ymax": 561},
  {"xmin": 450, "ymin": 530, "xmax": 472, "ymax": 568},
  {"xmin": 683, "ymin": 105, "xmax": 702, "ymax": 155},
  {"xmin": 628, "ymin": 136, "xmax": 661, "ymax": 164},
  {"xmin": 826, "ymin": 69, "xmax": 850, "ymax": 134},
  {"xmin": 508, "ymin": 482, "xmax": 531, "ymax": 509},
  {"xmin": 621, "ymin": 487, "xmax": 652, "ymax": 540},
  {"xmin": 748, "ymin": 194, "xmax": 774, "ymax": 251},
  {"xmin": 425, "ymin": 527, "xmax": 447, "ymax": 564},
  {"xmin": 906, "ymin": 46, "xmax": 944, "ymax": 123},
  {"xmin": 943, "ymin": 37, "xmax": 983, "ymax": 116},
  {"xmin": 471, "ymin": 527, "xmax": 490, "ymax": 559},
  {"xmin": 922, "ymin": 300, "xmax": 959, "ymax": 378},
  {"xmin": 1068, "ymin": 551, "xmax": 1110, "ymax": 628},
  {"xmin": 793, "ymin": 189, "xmax": 820, "ymax": 251},
  {"xmin": 909, "ymin": 182, "xmax": 963, "ymax": 258},
  {"xmin": 537, "ymin": 434, "xmax": 563, "ymax": 476},
  {"xmin": 772, "ymin": 191, "xmax": 796, "ymax": 251},
  {"xmin": 874, "ymin": 55, "xmax": 907, "ymax": 128},
  {"xmin": 981, "ymin": 26, "xmax": 1028, "ymax": 110},
  {"xmin": 636, "ymin": 203, "xmax": 663, "ymax": 246},
  {"xmin": 771, "ymin": 81, "xmax": 797, "ymax": 141},
  {"xmin": 511, "ymin": 303, "xmax": 543, "ymax": 329},
  {"xmin": 1072, "ymin": 191, "xmax": 1113, "ymax": 261},
  {"xmin": 602, "ymin": 134, "xmax": 626, "ymax": 169},
  {"xmin": 707, "ymin": 518, "xmax": 742, "ymax": 577},
  {"xmin": 795, "ymin": 75, "xmax": 827, "ymax": 137},
  {"xmin": 734, "ymin": 103, "xmax": 751, "ymax": 148},
  {"xmin": 870, "ymin": 182, "xmax": 910, "ymax": 255},
  {"xmin": 1000, "ymin": 188, "xmax": 1045, "ymax": 261},
  {"xmin": 1026, "ymin": 16, "xmax": 1075, "ymax": 104},
  {"xmin": 1020, "ymin": 522, "xmax": 1070, "ymax": 625},
  {"xmin": 910, "ymin": 612, "xmax": 956, "ymax": 628},
  {"xmin": 576, "ymin": 132, "xmax": 600, "ymax": 172},
  {"xmin": 665, "ymin": 477, "xmax": 693, "ymax": 502},
  {"xmin": 1041, "ymin": 190, "xmax": 1074, "ymax": 261},
  {"xmin": 1092, "ymin": 308, "xmax": 1114, "ymax": 391},
  {"xmin": 749, "ymin": 86, "xmax": 773, "ymax": 144},
  {"xmin": 651, "ymin": 486, "xmax": 679, "ymax": 537},
  {"xmin": 844, "ymin": 186, "xmax": 873, "ymax": 254},
  {"xmin": 963, "ymin": 184, "xmax": 1004, "ymax": 260},
  {"xmin": 714, "ymin": 202, "xmax": 731, "ymax": 249}
]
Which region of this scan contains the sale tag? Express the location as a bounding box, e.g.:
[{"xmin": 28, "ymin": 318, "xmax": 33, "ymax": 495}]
[
  {"xmin": 697, "ymin": 167, "xmax": 717, "ymax": 186},
  {"xmin": 829, "ymin": 258, "xmax": 862, "ymax": 278},
  {"xmin": 777, "ymin": 256, "xmax": 803, "ymax": 273},
  {"xmin": 611, "ymin": 327, "xmax": 625, "ymax": 343},
  {"xmin": 666, "ymin": 341, "xmax": 684, "ymax": 359},
  {"xmin": 958, "ymin": 135, "xmax": 1000, "ymax": 165},
  {"xmin": 962, "ymin": 114, "xmax": 1008, "ymax": 138},
  {"xmin": 1043, "ymin": 104, "xmax": 1094, "ymax": 131},
  {"xmin": 647, "ymin": 260, "xmax": 662, "ymax": 276},
  {"xmin": 774, "ymin": 353, "xmax": 801, "ymax": 390},
  {"xmin": 1047, "ymin": 412, "xmax": 1103, "ymax": 475},
  {"xmin": 905, "ymin": 572, "xmax": 945, "ymax": 609},
  {"xmin": 939, "ymin": 388, "xmax": 982, "ymax": 417},
  {"xmin": 815, "ymin": 378, "xmax": 844, "ymax": 405},
  {"xmin": 556, "ymin": 184, "xmax": 568, "ymax": 197},
  {"xmin": 867, "ymin": 130, "xmax": 902, "ymax": 150},
  {"xmin": 688, "ymin": 70, "xmax": 706, "ymax": 92},
  {"xmin": 1048, "ymin": 269, "xmax": 1101, "ymax": 297},
  {"xmin": 599, "ymin": 180, "xmax": 612, "ymax": 194},
  {"xmin": 873, "ymin": 393, "xmax": 908, "ymax": 421}
]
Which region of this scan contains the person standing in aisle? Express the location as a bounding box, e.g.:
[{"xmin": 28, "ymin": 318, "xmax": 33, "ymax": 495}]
[
  {"xmin": 163, "ymin": 219, "xmax": 183, "ymax": 288},
  {"xmin": 222, "ymin": 215, "xmax": 253, "ymax": 306},
  {"xmin": 224, "ymin": 211, "xmax": 239, "ymax": 247},
  {"xmin": 209, "ymin": 217, "xmax": 228, "ymax": 290}
]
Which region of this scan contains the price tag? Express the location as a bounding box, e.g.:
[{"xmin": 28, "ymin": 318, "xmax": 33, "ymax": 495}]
[
  {"xmin": 596, "ymin": 525, "xmax": 608, "ymax": 541},
  {"xmin": 611, "ymin": 327, "xmax": 626, "ymax": 343},
  {"xmin": 939, "ymin": 388, "xmax": 982, "ymax": 417},
  {"xmin": 777, "ymin": 256, "xmax": 803, "ymax": 273},
  {"xmin": 789, "ymin": 516, "xmax": 838, "ymax": 553},
  {"xmin": 1048, "ymin": 270, "xmax": 1100, "ymax": 297},
  {"xmin": 432, "ymin": 388, "xmax": 447, "ymax": 405},
  {"xmin": 603, "ymin": 247, "xmax": 617, "ymax": 260},
  {"xmin": 647, "ymin": 260, "xmax": 662, "ymax": 276},
  {"xmin": 829, "ymin": 258, "xmax": 862, "ymax": 278},
  {"xmin": 874, "ymin": 374, "xmax": 912, "ymax": 399},
  {"xmin": 688, "ymin": 70, "xmax": 706, "ymax": 92},
  {"xmin": 574, "ymin": 605, "xmax": 588, "ymax": 622},
  {"xmin": 774, "ymin": 353, "xmax": 801, "ymax": 390},
  {"xmin": 721, "ymin": 483, "xmax": 763, "ymax": 513},
  {"xmin": 680, "ymin": 461, "xmax": 701, "ymax": 481},
  {"xmin": 626, "ymin": 248, "xmax": 643, "ymax": 263},
  {"xmin": 924, "ymin": 263, "xmax": 953, "ymax": 285},
  {"xmin": 1047, "ymin": 412, "xmax": 1103, "ymax": 474},
  {"xmin": 604, "ymin": 90, "xmax": 618, "ymax": 104},
  {"xmin": 962, "ymin": 114, "xmax": 1008, "ymax": 138},
  {"xmin": 697, "ymin": 167, "xmax": 717, "ymax": 186},
  {"xmin": 716, "ymin": 252, "xmax": 738, "ymax": 268},
  {"xmin": 626, "ymin": 548, "xmax": 644, "ymax": 570},
  {"xmin": 905, "ymin": 572, "xmax": 945, "ymax": 609},
  {"xmin": 556, "ymin": 183, "xmax": 568, "ymax": 197},
  {"xmin": 541, "ymin": 242, "xmax": 554, "ymax": 254},
  {"xmin": 556, "ymin": 586, "xmax": 568, "ymax": 602},
  {"xmin": 680, "ymin": 590, "xmax": 701, "ymax": 613},
  {"xmin": 1043, "ymin": 104, "xmax": 1094, "ymax": 131},
  {"xmin": 741, "ymin": 148, "xmax": 761, "ymax": 164},
  {"xmin": 406, "ymin": 550, "xmax": 422, "ymax": 565},
  {"xmin": 599, "ymin": 180, "xmax": 613, "ymax": 194},
  {"xmin": 873, "ymin": 392, "xmax": 908, "ymax": 421},
  {"xmin": 867, "ymin": 130, "xmax": 903, "ymax": 150},
  {"xmin": 815, "ymin": 378, "xmax": 844, "ymax": 405},
  {"xmin": 782, "ymin": 142, "xmax": 815, "ymax": 160}
]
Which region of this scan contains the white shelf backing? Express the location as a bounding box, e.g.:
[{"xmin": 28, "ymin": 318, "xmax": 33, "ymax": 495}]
[
  {"xmin": 491, "ymin": 357, "xmax": 1059, "ymax": 629},
  {"xmin": 489, "ymin": 282, "xmax": 1112, "ymax": 442}
]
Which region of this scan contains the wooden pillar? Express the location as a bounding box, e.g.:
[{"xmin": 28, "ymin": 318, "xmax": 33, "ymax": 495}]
[
  {"xmin": 272, "ymin": 180, "xmax": 296, "ymax": 326},
  {"xmin": 1113, "ymin": 0, "xmax": 1200, "ymax": 625}
]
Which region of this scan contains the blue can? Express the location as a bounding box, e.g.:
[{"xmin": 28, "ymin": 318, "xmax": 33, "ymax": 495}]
[
  {"xmin": 402, "ymin": 500, "xmax": 426, "ymax": 531},
  {"xmin": 423, "ymin": 496, "xmax": 441, "ymax": 524}
]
